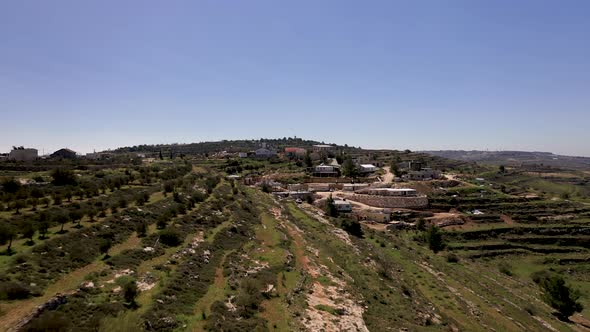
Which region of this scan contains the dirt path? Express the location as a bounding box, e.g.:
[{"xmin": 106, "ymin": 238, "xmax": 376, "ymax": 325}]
[
  {"xmin": 382, "ymin": 166, "xmax": 394, "ymax": 184},
  {"xmin": 283, "ymin": 204, "xmax": 368, "ymax": 331}
]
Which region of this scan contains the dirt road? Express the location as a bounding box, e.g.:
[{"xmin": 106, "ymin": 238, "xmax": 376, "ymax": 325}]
[{"xmin": 382, "ymin": 166, "xmax": 394, "ymax": 183}]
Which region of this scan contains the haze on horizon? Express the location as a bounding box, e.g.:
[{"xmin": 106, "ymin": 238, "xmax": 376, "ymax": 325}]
[{"xmin": 1, "ymin": 1, "xmax": 589, "ymax": 157}]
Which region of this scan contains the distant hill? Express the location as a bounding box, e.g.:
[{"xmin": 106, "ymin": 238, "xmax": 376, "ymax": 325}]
[
  {"xmin": 422, "ymin": 150, "xmax": 590, "ymax": 170},
  {"xmin": 110, "ymin": 138, "xmax": 333, "ymax": 155}
]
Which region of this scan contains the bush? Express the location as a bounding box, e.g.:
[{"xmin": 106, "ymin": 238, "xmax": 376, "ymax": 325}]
[
  {"xmin": 159, "ymin": 229, "xmax": 182, "ymax": 247},
  {"xmin": 425, "ymin": 225, "xmax": 445, "ymax": 253},
  {"xmin": 531, "ymin": 270, "xmax": 552, "ymax": 284},
  {"xmin": 22, "ymin": 311, "xmax": 70, "ymax": 332},
  {"xmin": 99, "ymin": 239, "xmax": 112, "ymax": 258},
  {"xmin": 340, "ymin": 218, "xmax": 363, "ymax": 238},
  {"xmin": 1, "ymin": 178, "xmax": 21, "ymax": 194},
  {"xmin": 123, "ymin": 279, "xmax": 138, "ymax": 305},
  {"xmin": 156, "ymin": 218, "xmax": 168, "ymax": 229},
  {"xmin": 136, "ymin": 222, "xmax": 147, "ymax": 237},
  {"xmin": 0, "ymin": 281, "xmax": 32, "ymax": 300},
  {"xmin": 446, "ymin": 253, "xmax": 459, "ymax": 263},
  {"xmin": 536, "ymin": 273, "xmax": 583, "ymax": 320},
  {"xmin": 498, "ymin": 262, "xmax": 513, "ymax": 276},
  {"xmin": 51, "ymin": 169, "xmax": 77, "ymax": 186},
  {"xmin": 260, "ymin": 183, "xmax": 271, "ymax": 193}
]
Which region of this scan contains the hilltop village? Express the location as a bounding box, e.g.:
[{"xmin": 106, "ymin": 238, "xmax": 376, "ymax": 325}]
[{"xmin": 226, "ymin": 143, "xmax": 448, "ymax": 230}]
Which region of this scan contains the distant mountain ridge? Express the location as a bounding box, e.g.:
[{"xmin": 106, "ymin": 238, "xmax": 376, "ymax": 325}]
[{"xmin": 422, "ymin": 150, "xmax": 590, "ymax": 170}]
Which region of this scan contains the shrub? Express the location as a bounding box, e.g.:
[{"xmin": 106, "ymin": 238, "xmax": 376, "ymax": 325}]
[
  {"xmin": 99, "ymin": 239, "xmax": 112, "ymax": 258},
  {"xmin": 260, "ymin": 183, "xmax": 271, "ymax": 193},
  {"xmin": 498, "ymin": 262, "xmax": 513, "ymax": 276},
  {"xmin": 51, "ymin": 169, "xmax": 77, "ymax": 186},
  {"xmin": 340, "ymin": 218, "xmax": 363, "ymax": 238},
  {"xmin": 531, "ymin": 270, "xmax": 552, "ymax": 284},
  {"xmin": 156, "ymin": 218, "xmax": 168, "ymax": 229},
  {"xmin": 536, "ymin": 273, "xmax": 583, "ymax": 320},
  {"xmin": 159, "ymin": 229, "xmax": 182, "ymax": 247},
  {"xmin": 123, "ymin": 279, "xmax": 138, "ymax": 305},
  {"xmin": 22, "ymin": 311, "xmax": 70, "ymax": 332},
  {"xmin": 425, "ymin": 225, "xmax": 445, "ymax": 253},
  {"xmin": 446, "ymin": 253, "xmax": 459, "ymax": 263},
  {"xmin": 524, "ymin": 304, "xmax": 536, "ymax": 316},
  {"xmin": 1, "ymin": 178, "xmax": 21, "ymax": 193},
  {"xmin": 326, "ymin": 196, "xmax": 339, "ymax": 217},
  {"xmin": 416, "ymin": 218, "xmax": 426, "ymax": 231},
  {"xmin": 0, "ymin": 281, "xmax": 32, "ymax": 300},
  {"xmin": 136, "ymin": 222, "xmax": 147, "ymax": 237}
]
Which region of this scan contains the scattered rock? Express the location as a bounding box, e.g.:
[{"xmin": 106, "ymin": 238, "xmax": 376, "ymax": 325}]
[{"xmin": 79, "ymin": 281, "xmax": 94, "ymax": 290}]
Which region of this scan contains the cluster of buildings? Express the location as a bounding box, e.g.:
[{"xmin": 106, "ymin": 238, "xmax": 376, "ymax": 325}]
[
  {"xmin": 226, "ymin": 144, "xmax": 338, "ymax": 160},
  {"xmin": 1, "ymin": 146, "xmax": 78, "ymax": 161}
]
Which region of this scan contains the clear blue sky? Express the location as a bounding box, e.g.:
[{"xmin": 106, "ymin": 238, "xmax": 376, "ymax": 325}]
[{"xmin": 1, "ymin": 1, "xmax": 589, "ymax": 156}]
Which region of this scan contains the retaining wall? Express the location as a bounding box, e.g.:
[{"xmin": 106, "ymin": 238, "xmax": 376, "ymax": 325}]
[{"xmin": 343, "ymin": 193, "xmax": 428, "ymax": 209}]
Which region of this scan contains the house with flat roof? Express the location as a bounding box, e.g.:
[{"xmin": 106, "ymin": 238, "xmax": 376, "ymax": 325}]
[
  {"xmin": 312, "ymin": 163, "xmax": 340, "ymax": 177},
  {"xmin": 255, "ymin": 148, "xmax": 276, "ymax": 158},
  {"xmin": 8, "ymin": 147, "xmax": 38, "ymax": 161},
  {"xmin": 355, "ymin": 209, "xmax": 391, "ymax": 223},
  {"xmin": 359, "ymin": 164, "xmax": 378, "ymax": 173},
  {"xmin": 402, "ymin": 168, "xmax": 441, "ymax": 181},
  {"xmin": 334, "ymin": 200, "xmax": 352, "ymax": 212},
  {"xmin": 312, "ymin": 144, "xmax": 334, "ymax": 153},
  {"xmin": 342, "ymin": 183, "xmax": 370, "ymax": 191}
]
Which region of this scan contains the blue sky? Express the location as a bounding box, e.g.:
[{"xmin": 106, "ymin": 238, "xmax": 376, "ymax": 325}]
[{"xmin": 1, "ymin": 1, "xmax": 589, "ymax": 156}]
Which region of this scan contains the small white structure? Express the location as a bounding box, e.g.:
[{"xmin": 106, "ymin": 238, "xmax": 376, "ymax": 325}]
[
  {"xmin": 313, "ymin": 163, "xmax": 340, "ymax": 177},
  {"xmin": 8, "ymin": 148, "xmax": 38, "ymax": 161},
  {"xmin": 334, "ymin": 200, "xmax": 352, "ymax": 212},
  {"xmin": 342, "ymin": 183, "xmax": 370, "ymax": 191},
  {"xmin": 359, "ymin": 164, "xmax": 377, "ymax": 173}
]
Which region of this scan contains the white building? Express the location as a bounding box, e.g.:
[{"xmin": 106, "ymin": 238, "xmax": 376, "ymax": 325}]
[
  {"xmin": 313, "ymin": 163, "xmax": 340, "ymax": 177},
  {"xmin": 359, "ymin": 164, "xmax": 378, "ymax": 173},
  {"xmin": 334, "ymin": 200, "xmax": 352, "ymax": 212},
  {"xmin": 312, "ymin": 144, "xmax": 333, "ymax": 153},
  {"xmin": 402, "ymin": 168, "xmax": 441, "ymax": 181},
  {"xmin": 342, "ymin": 183, "xmax": 370, "ymax": 191}
]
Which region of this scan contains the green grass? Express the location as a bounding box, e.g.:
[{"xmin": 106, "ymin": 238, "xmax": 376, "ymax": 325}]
[{"xmin": 314, "ymin": 304, "xmax": 342, "ymax": 315}]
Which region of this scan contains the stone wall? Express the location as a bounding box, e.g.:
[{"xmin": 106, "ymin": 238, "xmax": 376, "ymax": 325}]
[{"xmin": 343, "ymin": 193, "xmax": 428, "ymax": 209}]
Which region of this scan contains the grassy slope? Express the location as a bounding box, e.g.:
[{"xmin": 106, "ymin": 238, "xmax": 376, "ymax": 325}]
[{"xmin": 283, "ymin": 201, "xmax": 583, "ymax": 331}]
